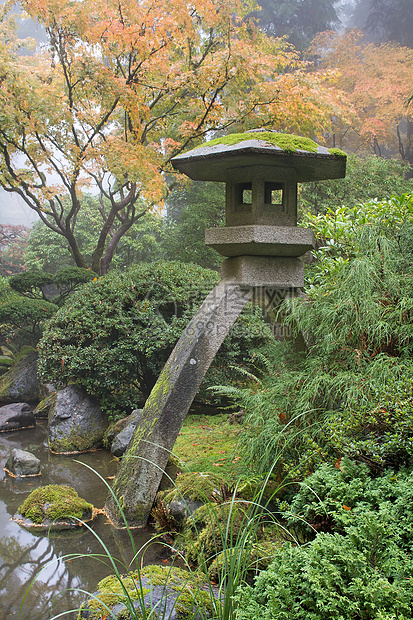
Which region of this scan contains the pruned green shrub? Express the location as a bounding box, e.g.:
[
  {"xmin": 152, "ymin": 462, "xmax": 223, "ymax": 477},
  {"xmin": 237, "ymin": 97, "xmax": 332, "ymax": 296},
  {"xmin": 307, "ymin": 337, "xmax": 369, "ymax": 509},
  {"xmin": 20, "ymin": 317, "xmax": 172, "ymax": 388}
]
[
  {"xmin": 38, "ymin": 261, "xmax": 271, "ymax": 417},
  {"xmin": 285, "ymin": 460, "xmax": 413, "ymax": 548},
  {"xmin": 51, "ymin": 267, "xmax": 96, "ymax": 303},
  {"xmin": 9, "ymin": 270, "xmax": 53, "ymax": 297},
  {"xmin": 1, "ymin": 268, "xmax": 96, "ymax": 350},
  {"xmin": 0, "ymin": 295, "xmax": 58, "ymax": 344}
]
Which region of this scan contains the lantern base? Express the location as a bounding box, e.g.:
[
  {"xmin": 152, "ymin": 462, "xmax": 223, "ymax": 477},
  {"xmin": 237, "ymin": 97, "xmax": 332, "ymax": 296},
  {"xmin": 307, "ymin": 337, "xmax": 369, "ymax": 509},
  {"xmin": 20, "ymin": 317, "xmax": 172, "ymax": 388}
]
[{"xmin": 221, "ymin": 255, "xmax": 304, "ymax": 288}]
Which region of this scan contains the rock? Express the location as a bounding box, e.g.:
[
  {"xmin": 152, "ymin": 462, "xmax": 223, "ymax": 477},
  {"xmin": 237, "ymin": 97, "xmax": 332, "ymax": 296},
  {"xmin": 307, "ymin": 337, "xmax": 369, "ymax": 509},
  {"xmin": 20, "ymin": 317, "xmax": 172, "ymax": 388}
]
[
  {"xmin": 79, "ymin": 565, "xmax": 217, "ymax": 620},
  {"xmin": 13, "ymin": 484, "xmax": 94, "ymax": 532},
  {"xmin": 48, "ymin": 385, "xmax": 108, "ymax": 453},
  {"xmin": 228, "ymin": 409, "xmax": 245, "ymax": 424},
  {"xmin": 111, "ymin": 409, "xmax": 143, "ymax": 457},
  {"xmin": 105, "ymin": 415, "xmax": 132, "ymax": 446},
  {"xmin": 5, "ymin": 448, "xmax": 41, "ymax": 477},
  {"xmin": 0, "ymin": 351, "xmax": 46, "ymax": 405},
  {"xmin": 0, "ymin": 402, "xmax": 36, "ymax": 432},
  {"xmin": 34, "ymin": 392, "xmax": 57, "ymax": 418},
  {"xmin": 168, "ymin": 498, "xmax": 204, "ymax": 524}
]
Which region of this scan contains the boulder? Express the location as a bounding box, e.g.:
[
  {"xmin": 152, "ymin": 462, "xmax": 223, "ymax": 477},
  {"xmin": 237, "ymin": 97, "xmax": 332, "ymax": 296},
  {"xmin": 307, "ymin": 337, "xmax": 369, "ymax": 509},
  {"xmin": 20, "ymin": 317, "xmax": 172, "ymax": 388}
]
[
  {"xmin": 0, "ymin": 402, "xmax": 36, "ymax": 432},
  {"xmin": 34, "ymin": 391, "xmax": 57, "ymax": 418},
  {"xmin": 13, "ymin": 484, "xmax": 94, "ymax": 532},
  {"xmin": 0, "ymin": 351, "xmax": 45, "ymax": 405},
  {"xmin": 168, "ymin": 498, "xmax": 204, "ymax": 524},
  {"xmin": 5, "ymin": 448, "xmax": 41, "ymax": 477},
  {"xmin": 48, "ymin": 385, "xmax": 108, "ymax": 453},
  {"xmin": 79, "ymin": 565, "xmax": 217, "ymax": 620},
  {"xmin": 111, "ymin": 409, "xmax": 143, "ymax": 457}
]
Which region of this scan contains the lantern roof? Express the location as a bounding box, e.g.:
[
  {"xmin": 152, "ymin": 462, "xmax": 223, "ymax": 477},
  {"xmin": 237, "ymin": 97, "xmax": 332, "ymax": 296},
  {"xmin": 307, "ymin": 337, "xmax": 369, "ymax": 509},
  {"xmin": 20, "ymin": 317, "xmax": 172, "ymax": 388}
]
[{"xmin": 171, "ymin": 130, "xmax": 346, "ymax": 182}]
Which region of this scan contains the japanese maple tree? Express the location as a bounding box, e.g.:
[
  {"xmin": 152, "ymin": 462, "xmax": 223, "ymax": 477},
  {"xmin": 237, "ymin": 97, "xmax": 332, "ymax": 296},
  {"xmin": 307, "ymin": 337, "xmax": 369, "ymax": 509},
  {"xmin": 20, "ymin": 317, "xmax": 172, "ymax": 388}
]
[
  {"xmin": 0, "ymin": 224, "xmax": 28, "ymax": 276},
  {"xmin": 0, "ymin": 0, "xmax": 346, "ymax": 274},
  {"xmin": 312, "ymin": 30, "xmax": 413, "ymax": 169}
]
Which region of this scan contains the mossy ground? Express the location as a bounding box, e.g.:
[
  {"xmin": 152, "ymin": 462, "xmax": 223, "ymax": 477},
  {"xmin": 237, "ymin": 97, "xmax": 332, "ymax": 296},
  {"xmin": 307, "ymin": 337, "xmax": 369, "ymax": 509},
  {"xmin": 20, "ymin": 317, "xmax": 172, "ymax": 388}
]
[{"xmin": 172, "ymin": 414, "xmax": 241, "ymax": 481}]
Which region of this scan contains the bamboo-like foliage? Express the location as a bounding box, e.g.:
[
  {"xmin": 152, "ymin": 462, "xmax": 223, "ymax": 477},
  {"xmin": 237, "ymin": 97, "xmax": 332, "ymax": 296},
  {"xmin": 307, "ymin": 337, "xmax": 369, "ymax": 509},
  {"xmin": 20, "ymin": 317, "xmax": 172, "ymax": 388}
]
[{"xmin": 213, "ymin": 194, "xmax": 413, "ymax": 478}]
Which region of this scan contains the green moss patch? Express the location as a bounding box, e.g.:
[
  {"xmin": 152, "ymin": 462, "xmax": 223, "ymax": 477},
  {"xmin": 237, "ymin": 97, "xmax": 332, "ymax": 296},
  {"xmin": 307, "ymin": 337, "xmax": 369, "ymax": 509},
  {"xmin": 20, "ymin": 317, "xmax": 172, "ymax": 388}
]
[
  {"xmin": 85, "ymin": 571, "xmax": 149, "ymax": 618},
  {"xmin": 49, "ymin": 427, "xmax": 103, "ymax": 454},
  {"xmin": 79, "ymin": 565, "xmax": 216, "ymax": 620},
  {"xmin": 175, "ymin": 588, "xmax": 216, "ymax": 619},
  {"xmin": 206, "ymin": 131, "xmax": 321, "ymax": 153},
  {"xmin": 141, "ymin": 564, "xmax": 205, "ymax": 588},
  {"xmin": 17, "ymin": 484, "xmax": 93, "ymax": 524},
  {"xmin": 328, "ymin": 147, "xmax": 347, "ymax": 157}
]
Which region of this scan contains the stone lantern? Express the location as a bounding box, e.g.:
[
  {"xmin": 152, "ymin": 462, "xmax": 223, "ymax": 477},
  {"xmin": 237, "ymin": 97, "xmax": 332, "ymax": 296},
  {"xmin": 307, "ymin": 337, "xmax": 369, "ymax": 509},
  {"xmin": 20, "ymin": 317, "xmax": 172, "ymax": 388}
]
[
  {"xmin": 105, "ymin": 131, "xmax": 347, "ymax": 529},
  {"xmin": 172, "ymin": 129, "xmax": 346, "ymax": 288}
]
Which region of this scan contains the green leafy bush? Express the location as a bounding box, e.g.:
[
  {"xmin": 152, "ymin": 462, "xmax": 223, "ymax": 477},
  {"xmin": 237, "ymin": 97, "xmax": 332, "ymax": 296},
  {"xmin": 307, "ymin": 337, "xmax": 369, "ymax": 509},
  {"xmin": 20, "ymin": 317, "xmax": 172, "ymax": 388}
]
[
  {"xmin": 0, "ymin": 295, "xmax": 58, "ymax": 344},
  {"xmin": 8, "ymin": 270, "xmax": 53, "ymax": 296},
  {"xmin": 235, "ymin": 512, "xmax": 413, "ymax": 620},
  {"xmin": 216, "ymin": 195, "xmax": 413, "ymax": 478},
  {"xmin": 285, "ymin": 460, "xmax": 413, "ymax": 548},
  {"xmin": 0, "ymin": 268, "xmax": 96, "ymax": 350},
  {"xmin": 39, "ymin": 261, "xmax": 271, "ymax": 417}
]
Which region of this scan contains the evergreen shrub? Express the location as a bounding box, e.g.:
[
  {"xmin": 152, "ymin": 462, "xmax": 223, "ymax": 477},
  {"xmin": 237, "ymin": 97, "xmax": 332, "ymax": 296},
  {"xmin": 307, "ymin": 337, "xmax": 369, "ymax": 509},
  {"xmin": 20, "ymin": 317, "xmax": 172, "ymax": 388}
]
[
  {"xmin": 234, "ymin": 512, "xmax": 413, "ymax": 620},
  {"xmin": 39, "ymin": 261, "xmax": 271, "ymax": 417},
  {"xmin": 285, "ymin": 460, "xmax": 413, "ymax": 547}
]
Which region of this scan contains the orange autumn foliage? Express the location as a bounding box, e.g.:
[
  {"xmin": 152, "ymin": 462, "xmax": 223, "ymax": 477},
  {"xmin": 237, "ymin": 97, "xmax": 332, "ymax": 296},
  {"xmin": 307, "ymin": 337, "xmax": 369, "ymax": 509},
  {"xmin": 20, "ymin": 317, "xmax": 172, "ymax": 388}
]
[
  {"xmin": 0, "ymin": 0, "xmax": 347, "ymax": 273},
  {"xmin": 312, "ymin": 30, "xmax": 413, "ymax": 165}
]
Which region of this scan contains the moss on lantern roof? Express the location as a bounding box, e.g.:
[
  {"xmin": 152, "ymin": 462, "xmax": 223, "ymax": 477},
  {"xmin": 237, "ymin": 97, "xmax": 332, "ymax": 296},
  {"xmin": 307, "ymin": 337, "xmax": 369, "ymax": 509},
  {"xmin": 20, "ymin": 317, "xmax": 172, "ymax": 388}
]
[
  {"xmin": 328, "ymin": 147, "xmax": 347, "ymax": 157},
  {"xmin": 205, "ymin": 131, "xmax": 346, "ymax": 157}
]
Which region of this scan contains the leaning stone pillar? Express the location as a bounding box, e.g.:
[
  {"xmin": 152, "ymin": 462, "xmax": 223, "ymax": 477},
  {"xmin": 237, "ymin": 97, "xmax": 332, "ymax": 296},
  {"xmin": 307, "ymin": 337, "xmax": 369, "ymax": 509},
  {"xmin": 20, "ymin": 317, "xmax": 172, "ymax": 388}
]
[{"xmin": 105, "ymin": 281, "xmax": 252, "ymax": 527}]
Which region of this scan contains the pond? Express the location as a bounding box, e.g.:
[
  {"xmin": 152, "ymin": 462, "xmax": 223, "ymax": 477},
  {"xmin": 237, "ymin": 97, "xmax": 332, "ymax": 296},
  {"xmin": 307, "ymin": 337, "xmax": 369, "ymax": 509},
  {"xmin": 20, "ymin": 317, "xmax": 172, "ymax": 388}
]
[{"xmin": 0, "ymin": 421, "xmax": 168, "ymax": 620}]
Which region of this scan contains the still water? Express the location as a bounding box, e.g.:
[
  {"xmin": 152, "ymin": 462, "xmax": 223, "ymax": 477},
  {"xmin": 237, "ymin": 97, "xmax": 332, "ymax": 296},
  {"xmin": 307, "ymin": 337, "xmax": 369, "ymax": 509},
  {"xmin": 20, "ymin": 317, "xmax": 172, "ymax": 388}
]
[{"xmin": 0, "ymin": 422, "xmax": 166, "ymax": 620}]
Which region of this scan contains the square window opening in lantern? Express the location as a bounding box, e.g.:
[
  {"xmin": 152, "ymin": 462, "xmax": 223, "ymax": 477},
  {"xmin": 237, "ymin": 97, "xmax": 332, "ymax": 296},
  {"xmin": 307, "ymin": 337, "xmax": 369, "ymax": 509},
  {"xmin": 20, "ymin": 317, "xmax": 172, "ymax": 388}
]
[{"xmin": 265, "ymin": 182, "xmax": 283, "ymax": 206}]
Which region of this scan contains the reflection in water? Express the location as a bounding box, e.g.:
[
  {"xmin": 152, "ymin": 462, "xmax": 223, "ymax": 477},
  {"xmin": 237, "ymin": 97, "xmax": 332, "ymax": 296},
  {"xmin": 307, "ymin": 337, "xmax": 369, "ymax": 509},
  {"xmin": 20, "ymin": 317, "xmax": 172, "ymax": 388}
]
[{"xmin": 0, "ymin": 422, "xmax": 164, "ymax": 620}]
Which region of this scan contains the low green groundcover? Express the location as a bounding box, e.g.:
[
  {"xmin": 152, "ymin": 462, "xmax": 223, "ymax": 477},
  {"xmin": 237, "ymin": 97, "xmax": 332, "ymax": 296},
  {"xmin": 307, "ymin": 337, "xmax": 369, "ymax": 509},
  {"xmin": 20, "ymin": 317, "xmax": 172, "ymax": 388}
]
[{"xmin": 234, "ymin": 511, "xmax": 413, "ymax": 620}]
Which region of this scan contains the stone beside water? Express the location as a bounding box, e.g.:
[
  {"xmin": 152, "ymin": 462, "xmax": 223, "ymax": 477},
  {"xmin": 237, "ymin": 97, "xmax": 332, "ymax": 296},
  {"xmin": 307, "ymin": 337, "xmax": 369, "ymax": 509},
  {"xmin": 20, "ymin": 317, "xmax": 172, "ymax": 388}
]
[
  {"xmin": 0, "ymin": 402, "xmax": 36, "ymax": 432},
  {"xmin": 48, "ymin": 385, "xmax": 108, "ymax": 453},
  {"xmin": 5, "ymin": 448, "xmax": 41, "ymax": 477}
]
